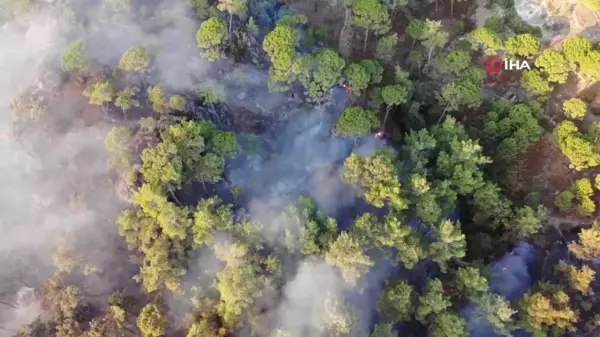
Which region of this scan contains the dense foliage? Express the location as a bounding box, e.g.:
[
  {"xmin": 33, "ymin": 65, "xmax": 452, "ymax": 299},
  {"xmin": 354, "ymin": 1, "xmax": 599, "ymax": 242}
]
[{"xmin": 9, "ymin": 1, "xmax": 600, "ymax": 337}]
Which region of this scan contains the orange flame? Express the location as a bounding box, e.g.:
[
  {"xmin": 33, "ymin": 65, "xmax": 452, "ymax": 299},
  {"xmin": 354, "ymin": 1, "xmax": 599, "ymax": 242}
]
[{"xmin": 375, "ymin": 131, "xmax": 384, "ymax": 138}]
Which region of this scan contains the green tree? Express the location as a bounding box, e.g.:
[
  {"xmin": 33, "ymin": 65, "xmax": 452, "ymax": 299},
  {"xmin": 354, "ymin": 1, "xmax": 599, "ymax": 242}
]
[
  {"xmin": 553, "ymin": 120, "xmax": 600, "ymax": 170},
  {"xmin": 505, "ymin": 34, "xmax": 541, "ymax": 58},
  {"xmin": 556, "ymin": 261, "xmax": 595, "ymax": 295},
  {"xmin": 370, "ymin": 323, "xmax": 395, "ymax": 337},
  {"xmin": 382, "ymin": 85, "xmax": 408, "ymax": 108},
  {"xmin": 352, "ymin": 0, "xmax": 391, "ymax": 51},
  {"xmin": 483, "ymin": 15, "xmax": 504, "ymax": 34},
  {"xmin": 325, "ymin": 232, "xmax": 374, "ymax": 287},
  {"xmin": 381, "ymin": 84, "xmax": 408, "ymax": 128},
  {"xmin": 403, "ymin": 116, "xmax": 490, "ymax": 196},
  {"xmin": 217, "ymin": 0, "xmax": 247, "ymax": 33},
  {"xmin": 535, "ymin": 49, "xmax": 570, "ymax": 83},
  {"xmin": 456, "ymin": 266, "xmax": 488, "ymax": 297},
  {"xmin": 380, "ymin": 0, "xmax": 407, "ymax": 16},
  {"xmin": 192, "ymin": 196, "xmax": 233, "ymax": 246},
  {"xmin": 196, "ymin": 17, "xmax": 227, "ymax": 61},
  {"xmin": 169, "ymin": 95, "xmax": 187, "ymax": 111},
  {"xmin": 300, "ymin": 48, "xmax": 346, "ymax": 98},
  {"xmin": 283, "ymin": 196, "xmax": 338, "ymax": 255},
  {"xmin": 83, "ymin": 80, "xmax": 114, "ymax": 106},
  {"xmin": 359, "ymin": 59, "xmax": 384, "ymax": 83},
  {"xmin": 45, "ymin": 283, "xmax": 82, "ymax": 337},
  {"xmin": 436, "ymin": 50, "xmax": 470, "ymax": 75},
  {"xmin": 506, "ymin": 205, "xmax": 545, "ymax": 240},
  {"xmin": 421, "ymin": 19, "xmax": 449, "ymax": 70},
  {"xmin": 189, "ymin": 0, "xmax": 214, "ymax": 19},
  {"xmin": 573, "ymin": 178, "xmax": 596, "ymax": 215},
  {"xmin": 140, "ymin": 142, "xmax": 182, "ymax": 191},
  {"xmin": 554, "ymin": 190, "xmax": 575, "ymax": 211},
  {"xmin": 118, "ymin": 211, "xmax": 186, "ymax": 293},
  {"xmin": 137, "ymin": 119, "xmax": 228, "ymax": 190},
  {"xmin": 214, "ymin": 242, "xmax": 272, "ymax": 327},
  {"xmin": 379, "ymin": 280, "xmax": 415, "ymax": 322},
  {"xmin": 521, "ymin": 290, "xmax": 579, "ymax": 332},
  {"xmin": 336, "ymin": 107, "xmax": 379, "ymax": 137},
  {"xmin": 246, "ymin": 16, "xmax": 258, "ymax": 33},
  {"xmin": 432, "ymin": 117, "xmax": 491, "ymax": 194},
  {"xmin": 263, "ymin": 24, "xmax": 301, "ymax": 91},
  {"xmin": 115, "ymin": 86, "xmax": 140, "ymax": 111},
  {"xmin": 211, "ymin": 131, "xmax": 237, "ymax": 158},
  {"xmin": 438, "ymin": 79, "xmax": 481, "ymax": 112},
  {"xmin": 521, "ymin": 69, "xmax": 552, "ymax": 97},
  {"xmin": 168, "ymin": 120, "xmax": 227, "ymax": 184},
  {"xmin": 469, "ymin": 27, "xmax": 503, "ymax": 55},
  {"xmin": 344, "ymin": 63, "xmax": 370, "ymax": 93},
  {"xmin": 473, "ymin": 182, "xmax": 512, "ymax": 222},
  {"xmin": 563, "ymin": 98, "xmax": 587, "ymax": 120},
  {"xmin": 415, "ymin": 191, "xmax": 442, "ymax": 225},
  {"xmin": 579, "ymin": 51, "xmax": 600, "ymax": 86},
  {"xmin": 147, "ymin": 86, "xmax": 167, "ymax": 113},
  {"xmin": 459, "ymin": 66, "xmax": 486, "ymax": 83},
  {"xmin": 275, "ymin": 14, "xmax": 308, "ymax": 27},
  {"xmin": 137, "ymin": 303, "xmax": 167, "ymax": 337},
  {"xmin": 483, "ymin": 102, "xmax": 543, "ymax": 162},
  {"xmin": 430, "ymin": 220, "xmax": 466, "ymax": 271},
  {"xmin": 352, "ymin": 212, "xmax": 427, "ymax": 268},
  {"xmin": 416, "ymin": 278, "xmax": 451, "ymax": 322},
  {"xmin": 562, "ymin": 36, "xmax": 592, "ymax": 67},
  {"xmin": 407, "ymin": 19, "xmax": 426, "ymax": 49},
  {"xmin": 568, "ymin": 222, "xmax": 600, "ymax": 260},
  {"xmin": 186, "ymin": 316, "xmax": 218, "ymax": 337},
  {"xmin": 376, "ymin": 33, "xmax": 397, "ymax": 63},
  {"xmin": 61, "ymin": 41, "xmax": 90, "ymax": 72},
  {"xmin": 342, "ymin": 152, "xmax": 408, "ymax": 209},
  {"xmin": 474, "ymin": 293, "xmax": 516, "ymax": 336},
  {"xmin": 119, "ymin": 46, "xmax": 151, "ymax": 72},
  {"xmin": 105, "ymin": 126, "xmax": 133, "ymax": 174},
  {"xmin": 429, "ymin": 311, "xmax": 468, "ymax": 337},
  {"xmin": 133, "ymin": 185, "xmax": 192, "ymax": 240}
]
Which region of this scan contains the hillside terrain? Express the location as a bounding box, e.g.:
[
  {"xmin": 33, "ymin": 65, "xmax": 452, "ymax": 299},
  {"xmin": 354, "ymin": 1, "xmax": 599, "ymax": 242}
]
[{"xmin": 0, "ymin": 0, "xmax": 600, "ymax": 337}]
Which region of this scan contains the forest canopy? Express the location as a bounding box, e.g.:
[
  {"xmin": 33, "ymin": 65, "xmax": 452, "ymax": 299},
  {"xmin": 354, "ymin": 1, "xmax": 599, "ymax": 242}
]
[{"xmin": 3, "ymin": 0, "xmax": 600, "ymax": 336}]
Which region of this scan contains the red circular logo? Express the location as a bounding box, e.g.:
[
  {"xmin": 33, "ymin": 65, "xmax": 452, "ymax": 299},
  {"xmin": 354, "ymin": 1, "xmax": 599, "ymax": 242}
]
[{"xmin": 485, "ymin": 56, "xmax": 503, "ymax": 73}]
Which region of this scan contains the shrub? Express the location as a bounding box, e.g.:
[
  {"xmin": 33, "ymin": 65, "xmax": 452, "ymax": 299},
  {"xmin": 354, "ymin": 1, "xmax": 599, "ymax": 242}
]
[
  {"xmin": 563, "ymin": 98, "xmax": 587, "ymax": 120},
  {"xmin": 573, "ymin": 178, "xmax": 596, "ymax": 215},
  {"xmin": 554, "ymin": 190, "xmax": 575, "ymax": 211}
]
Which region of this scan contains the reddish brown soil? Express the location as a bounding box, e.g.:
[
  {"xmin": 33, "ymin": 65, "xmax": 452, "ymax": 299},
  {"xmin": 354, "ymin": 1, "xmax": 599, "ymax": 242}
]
[
  {"xmin": 520, "ymin": 136, "xmax": 573, "ymax": 197},
  {"xmin": 61, "ymin": 77, "xmax": 105, "ymax": 127},
  {"xmin": 544, "ymin": 74, "xmax": 581, "ymax": 127},
  {"xmin": 423, "ymin": 0, "xmax": 475, "ymax": 21},
  {"xmin": 288, "ymin": 0, "xmax": 345, "ymax": 44},
  {"xmin": 289, "ymin": 0, "xmax": 476, "ymax": 62},
  {"xmin": 517, "ymin": 135, "xmax": 600, "ymax": 224}
]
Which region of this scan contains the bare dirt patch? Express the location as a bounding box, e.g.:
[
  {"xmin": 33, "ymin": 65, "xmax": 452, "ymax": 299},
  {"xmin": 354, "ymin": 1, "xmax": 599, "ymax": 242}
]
[
  {"xmin": 517, "ymin": 135, "xmax": 600, "ymax": 224},
  {"xmin": 288, "ymin": 0, "xmax": 345, "ymax": 43},
  {"xmin": 423, "ymin": 0, "xmax": 476, "ymax": 21},
  {"xmin": 520, "ymin": 136, "xmax": 573, "ymax": 198},
  {"xmin": 543, "ymin": 74, "xmax": 580, "ymax": 127}
]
